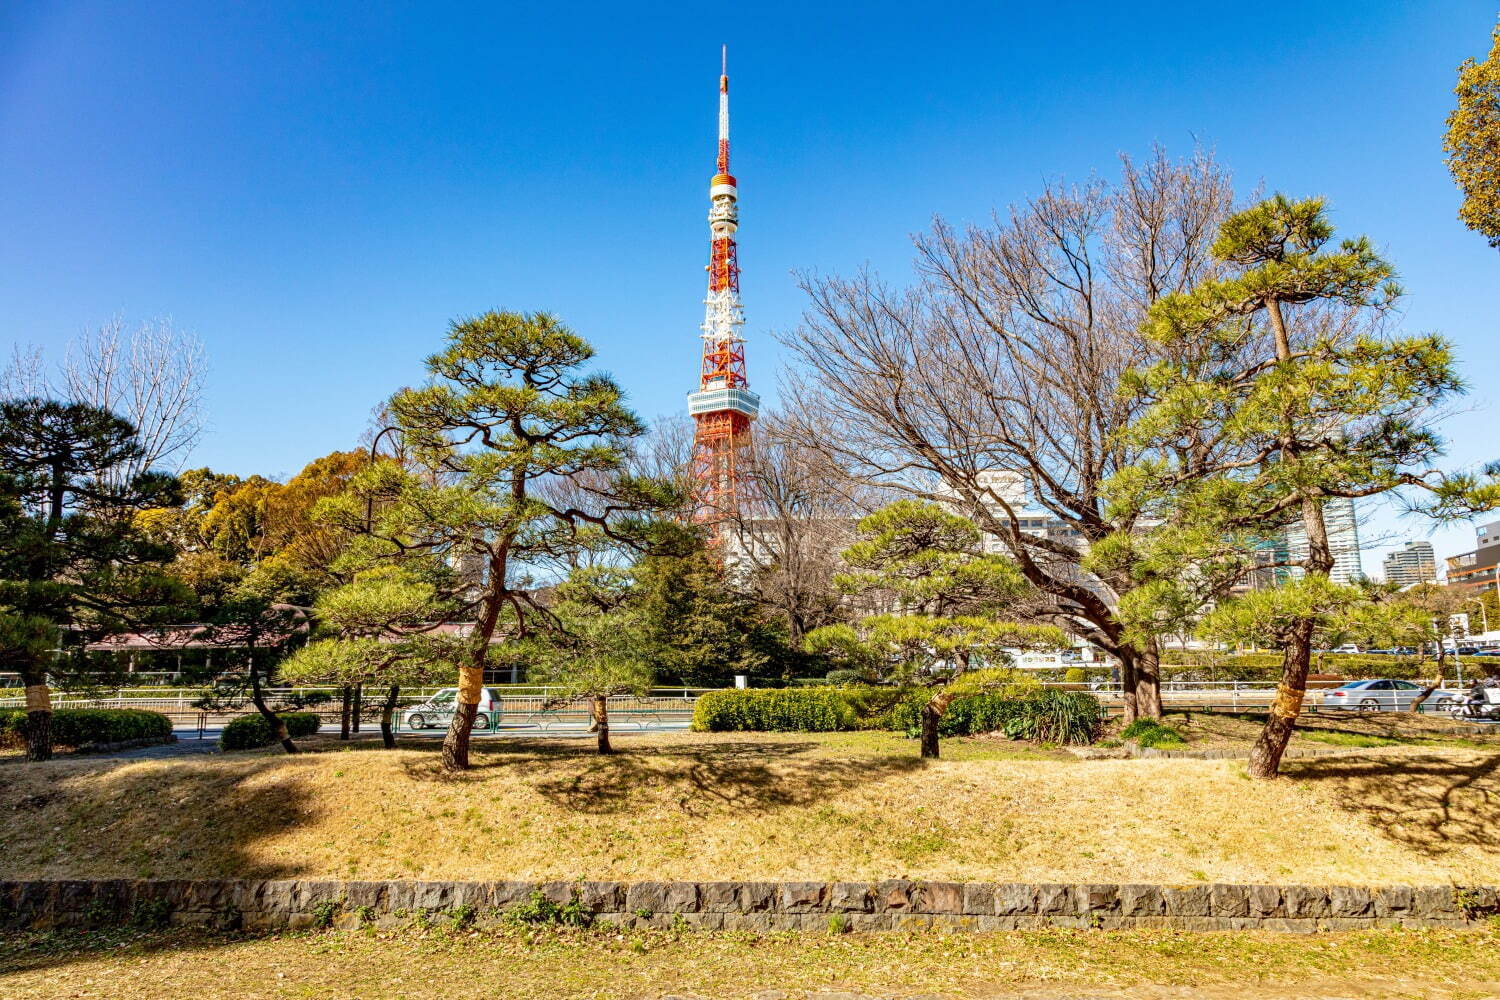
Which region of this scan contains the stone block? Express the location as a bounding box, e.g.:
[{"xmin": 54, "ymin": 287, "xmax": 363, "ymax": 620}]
[
  {"xmin": 1209, "ymin": 884, "xmax": 1249, "ymax": 918},
  {"xmin": 1413, "ymin": 885, "xmax": 1461, "ymax": 920},
  {"xmin": 1282, "ymin": 885, "xmax": 1330, "ymax": 919},
  {"xmin": 1259, "ymin": 917, "xmax": 1319, "ymax": 934},
  {"xmin": 1162, "ymin": 885, "xmax": 1212, "ymax": 917},
  {"xmin": 1246, "ymin": 884, "xmax": 1281, "ymax": 917},
  {"xmin": 449, "ymin": 882, "xmax": 492, "ymax": 909},
  {"xmin": 992, "ymin": 883, "xmax": 1036, "ymax": 915},
  {"xmin": 662, "ymin": 882, "xmax": 699, "ymax": 912},
  {"xmin": 1035, "ymin": 884, "xmax": 1073, "ymax": 916},
  {"xmin": 1372, "ymin": 885, "xmax": 1413, "ymax": 918},
  {"xmin": 294, "ymin": 880, "xmax": 345, "ymax": 911},
  {"xmin": 537, "ymin": 881, "xmax": 575, "ymax": 906},
  {"xmin": 625, "ymin": 881, "xmax": 666, "ymax": 915},
  {"xmin": 1075, "ymin": 883, "xmax": 1119, "ymax": 914},
  {"xmin": 253, "ymin": 880, "xmax": 296, "ymax": 916},
  {"xmin": 961, "ymin": 882, "xmax": 994, "ymax": 916},
  {"xmin": 826, "ymin": 882, "xmax": 872, "ymax": 913},
  {"xmin": 490, "ymin": 880, "xmax": 536, "ymax": 909},
  {"xmin": 576, "ymin": 881, "xmax": 623, "ymax": 913},
  {"xmin": 697, "ymin": 881, "xmax": 739, "ymax": 912},
  {"xmin": 409, "ymin": 881, "xmax": 456, "ymax": 911},
  {"xmin": 1327, "ymin": 886, "xmax": 1373, "ymax": 917},
  {"xmin": 719, "ymin": 912, "xmax": 774, "ymax": 932},
  {"xmin": 874, "ymin": 879, "xmax": 915, "ymax": 912},
  {"xmin": 1118, "ymin": 884, "xmax": 1164, "ymax": 917},
  {"xmin": 779, "ymin": 882, "xmax": 825, "ymax": 912},
  {"xmin": 737, "ymin": 882, "xmax": 779, "ymax": 912},
  {"xmin": 915, "ymin": 881, "xmax": 964, "ymax": 914}
]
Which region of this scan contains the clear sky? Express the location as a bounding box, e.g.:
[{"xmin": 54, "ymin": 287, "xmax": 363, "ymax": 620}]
[{"xmin": 2, "ymin": 1, "xmax": 1498, "ymax": 576}]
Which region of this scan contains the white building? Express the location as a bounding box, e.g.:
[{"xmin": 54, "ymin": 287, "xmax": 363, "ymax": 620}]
[{"xmin": 1285, "ymin": 496, "xmax": 1364, "ymax": 584}]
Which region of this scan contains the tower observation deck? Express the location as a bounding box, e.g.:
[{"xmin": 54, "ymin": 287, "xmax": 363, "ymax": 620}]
[{"xmin": 687, "ymin": 47, "xmax": 759, "ymax": 534}]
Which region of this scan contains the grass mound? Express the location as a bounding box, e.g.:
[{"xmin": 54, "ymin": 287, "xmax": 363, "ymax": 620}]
[{"xmin": 2, "ymin": 730, "xmax": 1496, "ymax": 886}]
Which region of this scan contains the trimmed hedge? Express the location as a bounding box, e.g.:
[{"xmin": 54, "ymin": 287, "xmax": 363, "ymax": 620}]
[
  {"xmin": 0, "ymin": 708, "xmax": 172, "ymax": 749},
  {"xmin": 890, "ymin": 689, "xmax": 1103, "ymax": 745},
  {"xmin": 691, "ymin": 688, "xmax": 856, "ymax": 732},
  {"xmin": 691, "ymin": 686, "xmax": 1104, "ymax": 745},
  {"xmin": 219, "ymin": 711, "xmax": 322, "ymax": 751}
]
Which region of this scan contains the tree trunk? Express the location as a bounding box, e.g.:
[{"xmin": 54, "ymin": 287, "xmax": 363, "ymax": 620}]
[
  {"xmin": 919, "ymin": 689, "xmax": 958, "ymax": 759},
  {"xmin": 23, "ymin": 677, "xmax": 53, "ymax": 763},
  {"xmin": 339, "ymin": 686, "xmax": 351, "ymax": 740},
  {"xmin": 1118, "ymin": 650, "xmax": 1140, "ymax": 725},
  {"xmin": 380, "ymin": 683, "xmax": 399, "ymax": 749},
  {"xmin": 249, "ymin": 660, "xmax": 297, "ymax": 754},
  {"xmin": 441, "ymin": 663, "xmax": 485, "ymax": 771},
  {"xmin": 1135, "ymin": 642, "xmax": 1163, "ymax": 720},
  {"xmin": 1248, "ymin": 493, "xmax": 1331, "ymax": 779},
  {"xmin": 352, "ymin": 683, "xmax": 363, "ymax": 733},
  {"xmin": 592, "ymin": 694, "xmax": 612, "ymax": 755}
]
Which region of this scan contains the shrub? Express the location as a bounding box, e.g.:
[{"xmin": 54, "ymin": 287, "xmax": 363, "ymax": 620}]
[
  {"xmin": 691, "ymin": 688, "xmax": 856, "ymax": 732},
  {"xmin": 883, "ymin": 688, "xmax": 1102, "ymax": 745},
  {"xmin": 1120, "ymin": 718, "xmax": 1187, "ymax": 749},
  {"xmin": 1064, "ymin": 667, "xmax": 1087, "ymax": 684},
  {"xmin": 218, "ymin": 711, "xmax": 322, "ymax": 751},
  {"xmin": 0, "ymin": 708, "xmax": 172, "ymax": 749},
  {"xmin": 823, "ymin": 669, "xmax": 865, "ymax": 687}
]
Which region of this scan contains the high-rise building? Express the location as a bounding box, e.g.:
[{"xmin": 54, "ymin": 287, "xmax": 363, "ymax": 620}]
[
  {"xmin": 1382, "ymin": 540, "xmax": 1437, "ymax": 587},
  {"xmin": 686, "ymin": 48, "xmax": 759, "ymax": 541},
  {"xmin": 1446, "ymin": 519, "xmax": 1500, "ymax": 591},
  {"xmin": 1285, "ymin": 496, "xmax": 1364, "ymax": 583}
]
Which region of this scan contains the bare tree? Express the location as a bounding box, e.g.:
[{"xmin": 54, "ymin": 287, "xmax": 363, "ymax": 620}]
[
  {"xmin": 61, "ymin": 316, "xmax": 206, "ymax": 483},
  {"xmin": 1, "ymin": 344, "xmax": 47, "ymax": 397},
  {"xmin": 779, "ymin": 147, "xmax": 1235, "ymax": 721},
  {"xmin": 729, "ymin": 411, "xmax": 886, "ymax": 645}
]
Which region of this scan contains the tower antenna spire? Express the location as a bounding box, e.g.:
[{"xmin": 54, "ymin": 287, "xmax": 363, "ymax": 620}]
[{"xmin": 688, "ymin": 48, "xmax": 759, "ymax": 544}]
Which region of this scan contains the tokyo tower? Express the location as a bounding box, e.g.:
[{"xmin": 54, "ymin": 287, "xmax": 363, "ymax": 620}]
[{"xmin": 686, "ymin": 47, "xmax": 759, "ymax": 538}]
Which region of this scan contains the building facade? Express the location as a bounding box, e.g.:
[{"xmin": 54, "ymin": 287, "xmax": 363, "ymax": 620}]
[
  {"xmin": 1446, "ymin": 519, "xmax": 1500, "ymax": 591},
  {"xmin": 1382, "ymin": 540, "xmax": 1437, "ymax": 588},
  {"xmin": 1285, "ymin": 496, "xmax": 1364, "ymax": 584}
]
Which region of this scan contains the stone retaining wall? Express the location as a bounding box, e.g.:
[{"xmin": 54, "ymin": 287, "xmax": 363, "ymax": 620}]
[{"xmin": 4, "ymin": 879, "xmax": 1496, "ymax": 934}]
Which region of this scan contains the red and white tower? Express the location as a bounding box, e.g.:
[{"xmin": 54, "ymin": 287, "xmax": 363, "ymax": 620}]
[{"xmin": 687, "ymin": 47, "xmax": 759, "ymax": 536}]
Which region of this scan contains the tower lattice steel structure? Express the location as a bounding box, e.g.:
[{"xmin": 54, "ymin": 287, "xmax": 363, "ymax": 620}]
[{"xmin": 687, "ymin": 47, "xmax": 759, "ymax": 536}]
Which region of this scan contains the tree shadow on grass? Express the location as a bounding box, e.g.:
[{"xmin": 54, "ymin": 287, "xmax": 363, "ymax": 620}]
[
  {"xmin": 396, "ymin": 735, "xmax": 927, "ymax": 816},
  {"xmin": 1283, "ymin": 750, "xmax": 1500, "ymax": 856},
  {"xmin": 0, "ymin": 751, "xmax": 323, "ymax": 881}
]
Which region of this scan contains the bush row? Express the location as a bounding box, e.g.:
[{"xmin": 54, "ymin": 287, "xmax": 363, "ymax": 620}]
[
  {"xmin": 0, "ymin": 708, "xmax": 173, "ymax": 749},
  {"xmin": 691, "ymin": 686, "xmax": 1103, "ymax": 745},
  {"xmin": 691, "ymin": 688, "xmax": 855, "ymax": 733},
  {"xmin": 219, "ymin": 712, "xmax": 323, "ymax": 751}
]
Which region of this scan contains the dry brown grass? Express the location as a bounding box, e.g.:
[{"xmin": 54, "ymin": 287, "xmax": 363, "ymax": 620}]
[
  {"xmin": 3, "ymin": 923, "xmax": 1499, "ymax": 1000},
  {"xmin": 2, "ymin": 730, "xmax": 1497, "ymax": 884}
]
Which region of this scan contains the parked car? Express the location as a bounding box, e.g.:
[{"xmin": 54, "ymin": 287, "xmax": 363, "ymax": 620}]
[
  {"xmin": 1330, "ymin": 644, "xmax": 1361, "ymax": 654},
  {"xmin": 1321, "ymin": 678, "xmax": 1431, "ymax": 712},
  {"xmin": 401, "ymin": 687, "xmax": 502, "ymax": 731}
]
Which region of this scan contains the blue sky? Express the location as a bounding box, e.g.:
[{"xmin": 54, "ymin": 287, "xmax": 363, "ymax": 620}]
[{"xmin": 2, "ymin": 1, "xmax": 1498, "ymax": 575}]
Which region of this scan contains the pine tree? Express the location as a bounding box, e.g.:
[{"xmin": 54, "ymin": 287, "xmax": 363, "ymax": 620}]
[
  {"xmin": 1117, "ymin": 196, "xmax": 1495, "ymax": 777},
  {"xmin": 317, "ymin": 311, "xmax": 681, "ymax": 771},
  {"xmin": 0, "ymin": 399, "xmax": 186, "ymax": 760}
]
